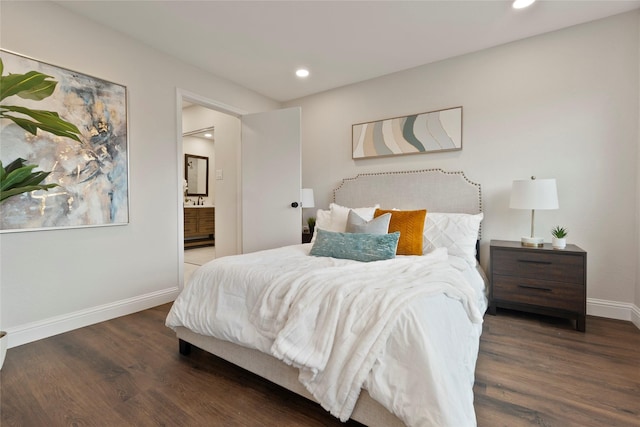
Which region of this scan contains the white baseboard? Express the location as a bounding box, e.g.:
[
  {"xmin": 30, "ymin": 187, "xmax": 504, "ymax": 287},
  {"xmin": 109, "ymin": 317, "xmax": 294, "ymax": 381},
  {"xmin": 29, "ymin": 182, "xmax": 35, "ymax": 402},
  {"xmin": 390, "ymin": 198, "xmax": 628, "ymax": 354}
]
[
  {"xmin": 5, "ymin": 292, "xmax": 638, "ymax": 348},
  {"xmin": 5, "ymin": 287, "xmax": 180, "ymax": 349},
  {"xmin": 587, "ymin": 298, "xmax": 640, "ymax": 330},
  {"xmin": 631, "ymin": 304, "xmax": 640, "ymax": 330}
]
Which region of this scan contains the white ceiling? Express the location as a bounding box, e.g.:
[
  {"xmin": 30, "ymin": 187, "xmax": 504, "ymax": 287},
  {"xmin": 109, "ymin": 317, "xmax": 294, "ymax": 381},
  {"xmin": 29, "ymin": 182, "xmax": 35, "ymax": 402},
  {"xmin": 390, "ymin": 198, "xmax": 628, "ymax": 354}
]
[{"xmin": 55, "ymin": 0, "xmax": 640, "ymax": 102}]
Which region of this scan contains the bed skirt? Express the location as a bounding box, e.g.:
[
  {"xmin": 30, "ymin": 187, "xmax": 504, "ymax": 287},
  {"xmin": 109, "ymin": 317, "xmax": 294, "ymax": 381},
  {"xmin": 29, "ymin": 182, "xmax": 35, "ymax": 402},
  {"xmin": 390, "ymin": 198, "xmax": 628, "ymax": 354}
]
[{"xmin": 175, "ymin": 326, "xmax": 405, "ymax": 427}]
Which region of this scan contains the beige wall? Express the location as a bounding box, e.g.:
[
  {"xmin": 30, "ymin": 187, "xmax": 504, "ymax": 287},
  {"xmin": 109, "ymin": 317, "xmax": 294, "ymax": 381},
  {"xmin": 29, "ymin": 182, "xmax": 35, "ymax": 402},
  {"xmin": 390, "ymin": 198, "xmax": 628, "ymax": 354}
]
[
  {"xmin": 0, "ymin": 1, "xmax": 279, "ymax": 346},
  {"xmin": 288, "ymin": 11, "xmax": 640, "ymax": 320}
]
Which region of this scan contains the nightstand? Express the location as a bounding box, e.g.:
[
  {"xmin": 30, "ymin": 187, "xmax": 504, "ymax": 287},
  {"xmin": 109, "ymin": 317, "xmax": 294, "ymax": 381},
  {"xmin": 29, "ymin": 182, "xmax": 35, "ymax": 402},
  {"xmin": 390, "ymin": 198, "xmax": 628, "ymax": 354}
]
[
  {"xmin": 302, "ymin": 232, "xmax": 312, "ymax": 244},
  {"xmin": 489, "ymin": 240, "xmax": 587, "ymax": 332}
]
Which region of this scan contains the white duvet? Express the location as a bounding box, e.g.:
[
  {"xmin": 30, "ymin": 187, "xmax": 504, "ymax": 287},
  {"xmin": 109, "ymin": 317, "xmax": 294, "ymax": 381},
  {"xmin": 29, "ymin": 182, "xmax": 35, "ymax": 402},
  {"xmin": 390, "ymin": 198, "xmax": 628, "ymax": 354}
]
[{"xmin": 166, "ymin": 244, "xmax": 487, "ymax": 427}]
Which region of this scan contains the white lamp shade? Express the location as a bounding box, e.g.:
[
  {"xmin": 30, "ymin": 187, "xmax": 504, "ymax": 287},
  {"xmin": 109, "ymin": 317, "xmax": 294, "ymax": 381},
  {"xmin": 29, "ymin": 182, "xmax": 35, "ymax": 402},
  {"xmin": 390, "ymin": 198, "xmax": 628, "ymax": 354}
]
[
  {"xmin": 301, "ymin": 188, "xmax": 315, "ymax": 208},
  {"xmin": 510, "ymin": 178, "xmax": 559, "ymax": 210},
  {"xmin": 513, "ymin": 0, "xmax": 536, "ymax": 9}
]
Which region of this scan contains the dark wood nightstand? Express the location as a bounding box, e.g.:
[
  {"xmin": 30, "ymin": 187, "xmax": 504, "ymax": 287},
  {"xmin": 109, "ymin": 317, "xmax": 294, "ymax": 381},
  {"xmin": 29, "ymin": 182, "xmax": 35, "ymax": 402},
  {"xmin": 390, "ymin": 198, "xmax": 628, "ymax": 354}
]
[
  {"xmin": 302, "ymin": 232, "xmax": 312, "ymax": 244},
  {"xmin": 489, "ymin": 240, "xmax": 587, "ymax": 332}
]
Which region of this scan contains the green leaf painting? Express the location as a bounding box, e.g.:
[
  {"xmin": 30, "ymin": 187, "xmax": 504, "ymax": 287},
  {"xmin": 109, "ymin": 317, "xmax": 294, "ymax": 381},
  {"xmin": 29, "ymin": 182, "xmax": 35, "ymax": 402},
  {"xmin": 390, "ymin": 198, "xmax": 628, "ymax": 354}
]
[
  {"xmin": 0, "ymin": 56, "xmax": 82, "ymax": 205},
  {"xmin": 0, "ymin": 70, "xmax": 57, "ymax": 101},
  {"xmin": 0, "ymin": 50, "xmax": 128, "ymax": 231},
  {"xmin": 0, "ymin": 158, "xmax": 57, "ymax": 203},
  {"xmin": 2, "ymin": 105, "xmax": 81, "ymax": 141},
  {"xmin": 0, "ymin": 58, "xmax": 81, "ymax": 144}
]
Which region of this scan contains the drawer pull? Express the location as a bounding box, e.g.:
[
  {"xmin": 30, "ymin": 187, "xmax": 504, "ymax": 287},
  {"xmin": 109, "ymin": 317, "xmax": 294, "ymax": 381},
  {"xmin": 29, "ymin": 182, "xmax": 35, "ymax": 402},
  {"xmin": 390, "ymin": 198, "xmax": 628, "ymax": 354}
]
[
  {"xmin": 517, "ymin": 259, "xmax": 552, "ymax": 265},
  {"xmin": 518, "ymin": 285, "xmax": 552, "ymax": 292}
]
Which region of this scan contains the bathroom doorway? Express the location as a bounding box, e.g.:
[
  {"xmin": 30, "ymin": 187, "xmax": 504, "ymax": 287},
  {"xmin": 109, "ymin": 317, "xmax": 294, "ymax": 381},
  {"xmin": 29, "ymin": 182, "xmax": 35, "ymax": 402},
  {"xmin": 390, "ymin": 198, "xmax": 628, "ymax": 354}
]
[
  {"xmin": 176, "ymin": 90, "xmax": 301, "ymax": 288},
  {"xmin": 182, "ymin": 102, "xmax": 216, "ymax": 283},
  {"xmin": 178, "ymin": 91, "xmax": 242, "ymax": 286}
]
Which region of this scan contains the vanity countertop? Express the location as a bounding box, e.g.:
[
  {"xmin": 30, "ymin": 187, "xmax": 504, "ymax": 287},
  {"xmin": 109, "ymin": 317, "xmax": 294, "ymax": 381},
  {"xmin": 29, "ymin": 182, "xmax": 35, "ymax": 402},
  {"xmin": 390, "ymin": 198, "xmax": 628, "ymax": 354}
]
[{"xmin": 184, "ymin": 205, "xmax": 214, "ymax": 208}]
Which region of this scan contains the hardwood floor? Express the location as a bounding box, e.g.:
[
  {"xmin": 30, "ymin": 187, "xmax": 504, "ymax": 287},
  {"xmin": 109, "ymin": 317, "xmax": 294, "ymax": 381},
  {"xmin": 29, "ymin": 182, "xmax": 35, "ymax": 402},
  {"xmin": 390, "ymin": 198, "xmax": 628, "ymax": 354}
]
[
  {"xmin": 1, "ymin": 304, "xmax": 638, "ymax": 426},
  {"xmin": 475, "ymin": 309, "xmax": 639, "ymax": 427}
]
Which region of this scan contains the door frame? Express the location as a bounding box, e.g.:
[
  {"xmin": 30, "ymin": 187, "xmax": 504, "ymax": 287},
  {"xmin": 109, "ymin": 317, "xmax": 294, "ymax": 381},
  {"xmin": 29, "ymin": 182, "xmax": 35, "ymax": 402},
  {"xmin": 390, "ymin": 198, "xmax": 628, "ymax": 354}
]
[{"xmin": 175, "ymin": 88, "xmax": 247, "ymax": 289}]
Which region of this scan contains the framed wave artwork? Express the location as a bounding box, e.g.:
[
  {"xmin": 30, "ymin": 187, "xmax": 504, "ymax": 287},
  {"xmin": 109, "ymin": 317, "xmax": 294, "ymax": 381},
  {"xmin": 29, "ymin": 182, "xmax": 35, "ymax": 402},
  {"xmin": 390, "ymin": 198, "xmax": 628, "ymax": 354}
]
[
  {"xmin": 352, "ymin": 106, "xmax": 462, "ymax": 160},
  {"xmin": 0, "ymin": 49, "xmax": 129, "ymax": 232}
]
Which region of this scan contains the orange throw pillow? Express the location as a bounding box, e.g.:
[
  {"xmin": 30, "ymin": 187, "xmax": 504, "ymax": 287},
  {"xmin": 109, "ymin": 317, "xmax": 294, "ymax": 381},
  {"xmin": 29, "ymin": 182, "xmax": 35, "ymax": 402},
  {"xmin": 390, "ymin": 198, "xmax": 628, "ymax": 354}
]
[{"xmin": 374, "ymin": 209, "xmax": 427, "ymax": 255}]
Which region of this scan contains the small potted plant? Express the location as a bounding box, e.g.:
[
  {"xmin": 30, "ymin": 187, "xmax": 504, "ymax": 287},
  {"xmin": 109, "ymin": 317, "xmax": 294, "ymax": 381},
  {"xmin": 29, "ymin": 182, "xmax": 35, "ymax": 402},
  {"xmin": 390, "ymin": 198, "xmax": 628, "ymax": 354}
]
[
  {"xmin": 551, "ymin": 226, "xmax": 567, "ymax": 249},
  {"xmin": 307, "ymin": 217, "xmax": 316, "ymax": 235}
]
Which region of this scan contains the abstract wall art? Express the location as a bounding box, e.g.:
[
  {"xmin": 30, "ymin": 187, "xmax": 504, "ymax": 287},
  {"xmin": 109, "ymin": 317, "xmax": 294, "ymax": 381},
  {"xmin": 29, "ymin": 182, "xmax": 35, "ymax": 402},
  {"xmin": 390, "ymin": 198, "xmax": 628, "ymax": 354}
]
[
  {"xmin": 352, "ymin": 106, "xmax": 462, "ymax": 159},
  {"xmin": 0, "ymin": 50, "xmax": 129, "ymax": 232}
]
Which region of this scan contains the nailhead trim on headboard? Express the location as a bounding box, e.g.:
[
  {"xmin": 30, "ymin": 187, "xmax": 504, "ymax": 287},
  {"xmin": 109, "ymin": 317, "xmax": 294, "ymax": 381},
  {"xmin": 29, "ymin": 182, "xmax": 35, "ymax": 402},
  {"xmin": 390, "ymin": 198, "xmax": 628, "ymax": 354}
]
[{"xmin": 333, "ymin": 169, "xmax": 483, "ymax": 237}]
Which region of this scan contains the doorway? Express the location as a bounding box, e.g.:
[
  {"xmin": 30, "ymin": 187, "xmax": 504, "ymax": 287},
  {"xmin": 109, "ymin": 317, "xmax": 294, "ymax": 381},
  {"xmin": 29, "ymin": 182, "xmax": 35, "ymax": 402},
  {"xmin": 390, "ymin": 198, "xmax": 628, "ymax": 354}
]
[
  {"xmin": 176, "ymin": 90, "xmax": 302, "ymax": 288},
  {"xmin": 177, "ymin": 89, "xmax": 244, "ymax": 288}
]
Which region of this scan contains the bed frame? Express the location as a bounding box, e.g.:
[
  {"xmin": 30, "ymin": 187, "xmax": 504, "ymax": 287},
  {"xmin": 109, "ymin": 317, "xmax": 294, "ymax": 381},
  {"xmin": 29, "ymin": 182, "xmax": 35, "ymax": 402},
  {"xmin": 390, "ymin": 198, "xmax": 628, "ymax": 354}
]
[{"xmin": 176, "ymin": 169, "xmax": 482, "ymax": 427}]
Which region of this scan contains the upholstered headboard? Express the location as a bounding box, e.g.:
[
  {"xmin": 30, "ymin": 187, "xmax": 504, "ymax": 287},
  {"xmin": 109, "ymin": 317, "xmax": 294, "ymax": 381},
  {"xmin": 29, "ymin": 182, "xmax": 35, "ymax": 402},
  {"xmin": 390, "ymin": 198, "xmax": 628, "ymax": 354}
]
[{"xmin": 333, "ymin": 169, "xmax": 482, "ymax": 237}]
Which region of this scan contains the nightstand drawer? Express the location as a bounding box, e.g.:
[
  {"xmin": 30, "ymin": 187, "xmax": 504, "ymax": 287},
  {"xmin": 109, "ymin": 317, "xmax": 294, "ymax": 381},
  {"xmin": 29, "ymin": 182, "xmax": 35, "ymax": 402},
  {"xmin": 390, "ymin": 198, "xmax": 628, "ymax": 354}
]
[
  {"xmin": 493, "ymin": 276, "xmax": 583, "ymax": 312},
  {"xmin": 492, "ymin": 249, "xmax": 584, "ymax": 284}
]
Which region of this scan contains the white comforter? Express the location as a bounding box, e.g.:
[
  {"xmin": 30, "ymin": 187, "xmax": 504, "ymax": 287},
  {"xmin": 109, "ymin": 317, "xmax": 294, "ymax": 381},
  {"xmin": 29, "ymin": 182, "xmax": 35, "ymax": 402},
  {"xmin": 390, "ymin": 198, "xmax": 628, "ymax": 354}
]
[{"xmin": 166, "ymin": 244, "xmax": 487, "ymax": 427}]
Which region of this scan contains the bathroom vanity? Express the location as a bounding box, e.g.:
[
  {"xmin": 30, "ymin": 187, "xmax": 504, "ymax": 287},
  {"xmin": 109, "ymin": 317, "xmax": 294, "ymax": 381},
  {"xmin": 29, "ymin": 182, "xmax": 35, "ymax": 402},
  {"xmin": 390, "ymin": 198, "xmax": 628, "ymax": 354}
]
[{"xmin": 184, "ymin": 206, "xmax": 215, "ymax": 248}]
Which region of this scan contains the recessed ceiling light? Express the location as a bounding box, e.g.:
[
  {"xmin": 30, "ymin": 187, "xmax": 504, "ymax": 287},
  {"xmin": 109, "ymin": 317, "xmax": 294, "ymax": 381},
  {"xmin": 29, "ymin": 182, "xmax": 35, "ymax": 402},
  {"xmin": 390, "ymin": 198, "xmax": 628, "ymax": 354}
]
[
  {"xmin": 296, "ymin": 68, "xmax": 309, "ymax": 78},
  {"xmin": 204, "ymin": 133, "xmax": 212, "ymax": 138},
  {"xmin": 513, "ymin": 0, "xmax": 535, "ymax": 9}
]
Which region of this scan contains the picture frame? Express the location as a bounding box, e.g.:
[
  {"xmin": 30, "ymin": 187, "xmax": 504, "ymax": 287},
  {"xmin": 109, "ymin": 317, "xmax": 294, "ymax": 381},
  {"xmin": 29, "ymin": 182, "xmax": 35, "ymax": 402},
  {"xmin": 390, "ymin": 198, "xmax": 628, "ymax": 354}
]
[
  {"xmin": 352, "ymin": 106, "xmax": 462, "ymax": 160},
  {"xmin": 0, "ymin": 49, "xmax": 129, "ymax": 232}
]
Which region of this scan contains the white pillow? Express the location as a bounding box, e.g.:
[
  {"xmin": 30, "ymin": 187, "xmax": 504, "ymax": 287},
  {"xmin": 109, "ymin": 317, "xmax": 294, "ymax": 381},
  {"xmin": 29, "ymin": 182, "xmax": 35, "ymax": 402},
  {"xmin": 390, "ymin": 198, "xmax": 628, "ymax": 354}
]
[
  {"xmin": 423, "ymin": 212, "xmax": 483, "ymax": 266},
  {"xmin": 310, "ymin": 208, "xmax": 331, "ymax": 243},
  {"xmin": 329, "ymin": 203, "xmax": 379, "ymax": 232}
]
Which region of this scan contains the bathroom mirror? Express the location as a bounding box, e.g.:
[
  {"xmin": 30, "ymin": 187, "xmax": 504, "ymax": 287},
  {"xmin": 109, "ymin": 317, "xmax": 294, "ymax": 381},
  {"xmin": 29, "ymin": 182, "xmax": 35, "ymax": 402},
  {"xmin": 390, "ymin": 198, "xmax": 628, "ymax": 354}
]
[{"xmin": 185, "ymin": 154, "xmax": 209, "ymax": 196}]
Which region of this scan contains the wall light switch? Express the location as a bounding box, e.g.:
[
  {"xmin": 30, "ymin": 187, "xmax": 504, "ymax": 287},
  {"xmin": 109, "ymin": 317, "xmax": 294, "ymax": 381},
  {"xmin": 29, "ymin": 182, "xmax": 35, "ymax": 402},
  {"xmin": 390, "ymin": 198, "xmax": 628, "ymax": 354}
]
[{"xmin": 216, "ymin": 169, "xmax": 223, "ymax": 180}]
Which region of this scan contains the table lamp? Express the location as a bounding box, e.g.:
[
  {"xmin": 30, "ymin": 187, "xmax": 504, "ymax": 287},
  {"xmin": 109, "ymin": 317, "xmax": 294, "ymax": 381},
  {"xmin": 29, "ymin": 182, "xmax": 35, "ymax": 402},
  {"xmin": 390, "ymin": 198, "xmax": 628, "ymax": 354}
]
[
  {"xmin": 510, "ymin": 176, "xmax": 558, "ymax": 247},
  {"xmin": 301, "ymin": 188, "xmax": 315, "ymax": 208}
]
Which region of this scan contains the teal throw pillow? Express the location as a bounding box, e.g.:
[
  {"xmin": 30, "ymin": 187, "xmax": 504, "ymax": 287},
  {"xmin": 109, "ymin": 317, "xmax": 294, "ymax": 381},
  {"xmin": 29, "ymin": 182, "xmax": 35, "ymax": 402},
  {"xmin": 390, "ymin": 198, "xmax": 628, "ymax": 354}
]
[{"xmin": 310, "ymin": 229, "xmax": 400, "ymax": 262}]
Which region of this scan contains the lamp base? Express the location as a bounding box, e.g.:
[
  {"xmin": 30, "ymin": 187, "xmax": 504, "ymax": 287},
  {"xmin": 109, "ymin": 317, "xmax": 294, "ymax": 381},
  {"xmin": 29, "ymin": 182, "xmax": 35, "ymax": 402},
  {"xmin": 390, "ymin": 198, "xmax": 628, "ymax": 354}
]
[{"xmin": 521, "ymin": 236, "xmax": 544, "ymax": 247}]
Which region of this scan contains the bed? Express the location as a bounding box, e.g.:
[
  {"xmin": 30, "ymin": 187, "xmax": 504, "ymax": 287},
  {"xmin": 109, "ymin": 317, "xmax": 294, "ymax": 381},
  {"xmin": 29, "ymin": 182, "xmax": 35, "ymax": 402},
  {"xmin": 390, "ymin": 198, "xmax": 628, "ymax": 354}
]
[{"xmin": 166, "ymin": 169, "xmax": 487, "ymax": 427}]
